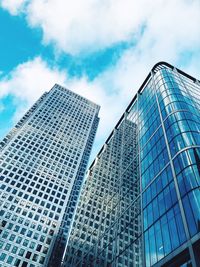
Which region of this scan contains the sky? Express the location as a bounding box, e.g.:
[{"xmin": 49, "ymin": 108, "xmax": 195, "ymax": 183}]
[{"xmin": 0, "ymin": 0, "xmax": 200, "ymax": 161}]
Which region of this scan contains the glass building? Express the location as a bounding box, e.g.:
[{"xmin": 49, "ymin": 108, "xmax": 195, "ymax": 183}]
[
  {"xmin": 64, "ymin": 62, "xmax": 200, "ymax": 267},
  {"xmin": 0, "ymin": 84, "xmax": 100, "ymax": 267}
]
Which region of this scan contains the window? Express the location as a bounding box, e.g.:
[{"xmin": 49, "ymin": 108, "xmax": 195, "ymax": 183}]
[{"xmin": 0, "ymin": 253, "xmax": 6, "ymax": 261}]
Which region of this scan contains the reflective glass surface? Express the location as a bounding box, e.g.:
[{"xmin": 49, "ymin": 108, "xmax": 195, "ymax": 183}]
[{"xmin": 64, "ymin": 64, "xmax": 200, "ymax": 267}]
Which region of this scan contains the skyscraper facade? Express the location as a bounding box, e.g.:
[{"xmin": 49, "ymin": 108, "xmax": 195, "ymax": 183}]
[
  {"xmin": 0, "ymin": 84, "xmax": 100, "ymax": 267},
  {"xmin": 65, "ymin": 62, "xmax": 200, "ymax": 267}
]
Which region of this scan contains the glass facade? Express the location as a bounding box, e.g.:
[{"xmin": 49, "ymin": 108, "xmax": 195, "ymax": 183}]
[
  {"xmin": 0, "ymin": 84, "xmax": 100, "ymax": 267},
  {"xmin": 64, "ymin": 62, "xmax": 200, "ymax": 267}
]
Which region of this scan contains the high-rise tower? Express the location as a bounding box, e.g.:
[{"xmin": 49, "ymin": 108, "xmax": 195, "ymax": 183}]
[
  {"xmin": 0, "ymin": 84, "xmax": 100, "ymax": 267},
  {"xmin": 65, "ymin": 62, "xmax": 200, "ymax": 267}
]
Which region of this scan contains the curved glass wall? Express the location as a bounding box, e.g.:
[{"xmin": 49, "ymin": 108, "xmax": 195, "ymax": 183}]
[
  {"xmin": 64, "ymin": 63, "xmax": 200, "ymax": 267},
  {"xmin": 143, "ymin": 67, "xmax": 200, "ymax": 267}
]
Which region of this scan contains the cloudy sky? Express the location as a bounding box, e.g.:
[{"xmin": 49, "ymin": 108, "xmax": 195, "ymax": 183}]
[{"xmin": 0, "ymin": 0, "xmax": 200, "ymax": 159}]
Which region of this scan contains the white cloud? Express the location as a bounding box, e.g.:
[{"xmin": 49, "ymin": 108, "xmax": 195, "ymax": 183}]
[
  {"xmin": 1, "ymin": 0, "xmax": 199, "ymax": 55},
  {"xmin": 0, "ymin": 57, "xmax": 66, "ymax": 126},
  {"xmin": 182, "ymin": 50, "xmax": 200, "ymax": 79},
  {"xmin": 24, "ymin": 0, "xmax": 142, "ymax": 54},
  {"xmin": 0, "ymin": 57, "xmax": 66, "ymax": 102},
  {"xmin": 0, "ymin": 0, "xmax": 27, "ymax": 15},
  {"xmin": 0, "ymin": 57, "xmax": 129, "ymax": 154}
]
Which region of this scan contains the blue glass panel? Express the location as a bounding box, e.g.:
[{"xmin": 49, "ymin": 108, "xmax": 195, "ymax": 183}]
[
  {"xmin": 151, "ymin": 181, "xmax": 157, "ymax": 199},
  {"xmin": 143, "ymin": 192, "xmax": 147, "ymax": 208},
  {"xmin": 189, "ymin": 190, "xmax": 200, "ymax": 232},
  {"xmin": 149, "ymin": 226, "xmax": 157, "ymax": 265},
  {"xmin": 193, "ymin": 165, "xmax": 200, "ymax": 185},
  {"xmin": 158, "ymin": 192, "xmax": 165, "ymax": 216},
  {"xmin": 154, "ymin": 220, "xmax": 164, "ymax": 261},
  {"xmin": 167, "ymin": 209, "xmax": 180, "ymax": 250},
  {"xmin": 164, "ymin": 186, "xmax": 172, "ymax": 210},
  {"xmin": 146, "ymin": 187, "xmax": 151, "ymax": 205},
  {"xmin": 162, "ymin": 170, "xmax": 168, "ymax": 188},
  {"xmin": 177, "ymin": 172, "xmax": 187, "ymax": 197},
  {"xmin": 183, "ymin": 195, "xmax": 197, "ymax": 237},
  {"xmin": 147, "ymin": 203, "xmax": 153, "ymax": 227},
  {"xmin": 169, "ymin": 182, "xmax": 177, "ymax": 205},
  {"xmin": 153, "ymin": 197, "xmax": 159, "ymax": 221},
  {"xmin": 156, "ymin": 178, "xmax": 162, "ymax": 194},
  {"xmin": 143, "ymin": 208, "xmax": 148, "ymax": 231},
  {"xmin": 182, "ymin": 166, "xmax": 198, "ymax": 193},
  {"xmin": 174, "ymin": 204, "xmax": 187, "ymax": 244},
  {"xmin": 161, "ymin": 214, "xmax": 171, "ymax": 255},
  {"xmin": 144, "ymin": 231, "xmax": 150, "ymax": 267}
]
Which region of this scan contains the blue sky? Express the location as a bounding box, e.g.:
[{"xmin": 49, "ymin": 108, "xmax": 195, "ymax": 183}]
[{"xmin": 0, "ymin": 0, "xmax": 200, "ymax": 158}]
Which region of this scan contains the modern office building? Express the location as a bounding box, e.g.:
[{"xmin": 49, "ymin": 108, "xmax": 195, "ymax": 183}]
[
  {"xmin": 0, "ymin": 84, "xmax": 100, "ymax": 267},
  {"xmin": 64, "ymin": 62, "xmax": 200, "ymax": 267}
]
